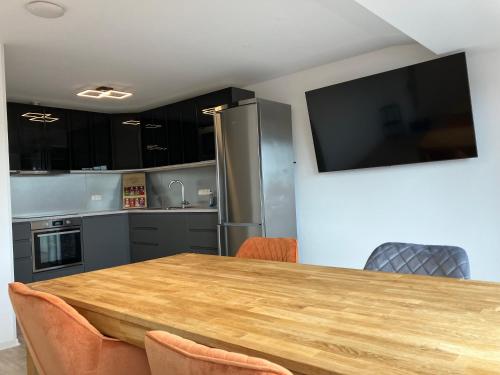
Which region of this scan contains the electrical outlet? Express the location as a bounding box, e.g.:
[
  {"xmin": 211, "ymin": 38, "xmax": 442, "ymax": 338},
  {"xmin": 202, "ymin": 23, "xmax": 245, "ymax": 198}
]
[{"xmin": 91, "ymin": 194, "xmax": 103, "ymax": 201}]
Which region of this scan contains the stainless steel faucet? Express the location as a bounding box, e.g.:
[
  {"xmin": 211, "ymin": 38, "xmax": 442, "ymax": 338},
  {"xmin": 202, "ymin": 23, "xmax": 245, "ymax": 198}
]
[{"xmin": 168, "ymin": 180, "xmax": 190, "ymax": 208}]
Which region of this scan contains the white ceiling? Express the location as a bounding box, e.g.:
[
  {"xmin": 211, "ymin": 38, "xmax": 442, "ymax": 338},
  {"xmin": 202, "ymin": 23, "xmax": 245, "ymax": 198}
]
[
  {"xmin": 0, "ymin": 0, "xmax": 411, "ymax": 113},
  {"xmin": 354, "ymin": 0, "xmax": 500, "ymax": 54}
]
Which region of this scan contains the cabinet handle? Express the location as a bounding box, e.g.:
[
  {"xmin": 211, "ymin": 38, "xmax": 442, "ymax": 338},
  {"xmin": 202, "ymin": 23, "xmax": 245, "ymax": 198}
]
[{"xmin": 131, "ymin": 241, "xmax": 159, "ymax": 247}]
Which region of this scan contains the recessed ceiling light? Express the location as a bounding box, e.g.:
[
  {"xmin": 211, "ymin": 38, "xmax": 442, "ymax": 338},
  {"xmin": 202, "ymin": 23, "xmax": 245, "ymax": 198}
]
[
  {"xmin": 25, "ymin": 1, "xmax": 66, "ymax": 19},
  {"xmin": 77, "ymin": 86, "xmax": 133, "ymax": 100}
]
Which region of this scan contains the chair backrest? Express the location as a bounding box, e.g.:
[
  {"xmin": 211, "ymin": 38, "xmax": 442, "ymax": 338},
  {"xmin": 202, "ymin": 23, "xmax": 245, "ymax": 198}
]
[
  {"xmin": 364, "ymin": 242, "xmax": 470, "ymax": 279},
  {"xmin": 8, "ymin": 282, "xmax": 150, "ymax": 375},
  {"xmin": 235, "ymin": 237, "xmax": 298, "ymax": 263},
  {"xmin": 145, "ymin": 331, "xmax": 293, "ymax": 375}
]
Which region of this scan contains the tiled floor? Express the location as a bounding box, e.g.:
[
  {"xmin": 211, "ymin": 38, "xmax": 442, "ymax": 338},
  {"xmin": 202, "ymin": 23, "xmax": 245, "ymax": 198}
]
[{"xmin": 0, "ymin": 331, "xmax": 26, "ymax": 375}]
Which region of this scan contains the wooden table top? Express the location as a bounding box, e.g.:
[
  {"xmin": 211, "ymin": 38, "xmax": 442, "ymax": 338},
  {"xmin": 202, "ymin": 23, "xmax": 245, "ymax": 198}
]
[{"xmin": 30, "ymin": 254, "xmax": 500, "ymax": 375}]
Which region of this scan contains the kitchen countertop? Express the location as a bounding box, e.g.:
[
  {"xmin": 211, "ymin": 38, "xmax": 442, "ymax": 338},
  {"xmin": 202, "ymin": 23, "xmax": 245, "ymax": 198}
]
[{"xmin": 12, "ymin": 208, "xmax": 218, "ymax": 223}]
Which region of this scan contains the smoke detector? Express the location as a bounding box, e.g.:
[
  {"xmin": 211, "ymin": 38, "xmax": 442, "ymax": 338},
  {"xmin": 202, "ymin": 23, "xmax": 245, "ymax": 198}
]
[{"xmin": 25, "ymin": 1, "xmax": 66, "ymax": 19}]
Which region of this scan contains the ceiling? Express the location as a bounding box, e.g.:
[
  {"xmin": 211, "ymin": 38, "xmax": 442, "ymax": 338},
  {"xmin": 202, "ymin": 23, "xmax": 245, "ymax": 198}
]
[
  {"xmin": 0, "ymin": 0, "xmax": 411, "ymax": 113},
  {"xmin": 354, "ymin": 0, "xmax": 500, "ymax": 54}
]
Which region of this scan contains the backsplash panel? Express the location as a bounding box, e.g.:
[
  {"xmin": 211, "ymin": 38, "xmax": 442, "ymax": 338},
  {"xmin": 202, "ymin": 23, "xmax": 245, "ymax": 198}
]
[
  {"xmin": 10, "ymin": 174, "xmax": 122, "ymax": 217},
  {"xmin": 10, "ymin": 165, "xmax": 217, "ymax": 217},
  {"xmin": 147, "ymin": 165, "xmax": 216, "ymax": 208}
]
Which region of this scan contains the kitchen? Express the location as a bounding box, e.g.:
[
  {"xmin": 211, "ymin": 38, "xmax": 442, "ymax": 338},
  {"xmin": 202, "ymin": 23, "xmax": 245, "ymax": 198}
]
[
  {"xmin": 9, "ymin": 87, "xmax": 296, "ymax": 283},
  {"xmin": 5, "ymin": 1, "xmax": 500, "ymax": 375}
]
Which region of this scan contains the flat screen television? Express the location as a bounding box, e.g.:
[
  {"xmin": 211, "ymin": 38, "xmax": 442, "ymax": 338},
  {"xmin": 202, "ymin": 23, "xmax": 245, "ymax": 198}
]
[{"xmin": 305, "ymin": 53, "xmax": 477, "ymax": 173}]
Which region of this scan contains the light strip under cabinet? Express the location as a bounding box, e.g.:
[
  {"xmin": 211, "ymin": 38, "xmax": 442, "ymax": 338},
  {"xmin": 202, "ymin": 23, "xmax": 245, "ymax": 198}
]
[
  {"xmin": 146, "ymin": 144, "xmax": 167, "ymax": 151},
  {"xmin": 122, "ymin": 120, "xmax": 141, "ymax": 126},
  {"xmin": 144, "ymin": 123, "xmax": 162, "ymax": 129},
  {"xmin": 21, "ymin": 112, "xmax": 59, "ymax": 123},
  {"xmin": 201, "ymin": 107, "xmax": 217, "ymax": 116}
]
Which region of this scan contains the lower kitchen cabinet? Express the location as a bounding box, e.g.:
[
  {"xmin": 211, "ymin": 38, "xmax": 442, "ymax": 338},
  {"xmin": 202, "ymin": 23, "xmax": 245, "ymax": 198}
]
[
  {"xmin": 130, "ymin": 213, "xmax": 188, "ymax": 262},
  {"xmin": 130, "ymin": 212, "xmax": 218, "ymax": 262},
  {"xmin": 14, "ymin": 257, "xmax": 33, "ymax": 283},
  {"xmin": 82, "ymin": 214, "xmax": 130, "ymax": 272},
  {"xmin": 186, "ymin": 213, "xmax": 218, "ymax": 255},
  {"xmin": 32, "ymin": 265, "xmax": 85, "ymax": 282},
  {"xmin": 12, "ymin": 222, "xmax": 33, "ymax": 283},
  {"xmin": 11, "ymin": 212, "xmax": 217, "ymax": 282}
]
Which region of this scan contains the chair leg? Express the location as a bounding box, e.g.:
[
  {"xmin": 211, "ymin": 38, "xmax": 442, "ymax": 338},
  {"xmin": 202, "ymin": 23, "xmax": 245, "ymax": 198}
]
[{"xmin": 26, "ymin": 350, "xmax": 38, "ymax": 375}]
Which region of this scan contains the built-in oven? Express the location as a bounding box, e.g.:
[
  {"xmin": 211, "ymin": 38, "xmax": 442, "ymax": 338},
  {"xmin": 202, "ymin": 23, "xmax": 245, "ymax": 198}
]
[{"xmin": 31, "ymin": 217, "xmax": 83, "ymax": 273}]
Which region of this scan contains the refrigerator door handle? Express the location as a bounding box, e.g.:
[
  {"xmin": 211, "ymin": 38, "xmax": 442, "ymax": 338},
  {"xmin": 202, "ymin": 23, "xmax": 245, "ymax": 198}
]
[
  {"xmin": 215, "ymin": 112, "xmax": 227, "ymax": 226},
  {"xmin": 222, "ymin": 223, "xmax": 262, "ymax": 227}
]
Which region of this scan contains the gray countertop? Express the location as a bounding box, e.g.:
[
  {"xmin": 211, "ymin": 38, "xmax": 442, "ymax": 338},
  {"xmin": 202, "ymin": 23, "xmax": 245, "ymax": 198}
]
[{"xmin": 12, "ymin": 207, "xmax": 218, "ymax": 223}]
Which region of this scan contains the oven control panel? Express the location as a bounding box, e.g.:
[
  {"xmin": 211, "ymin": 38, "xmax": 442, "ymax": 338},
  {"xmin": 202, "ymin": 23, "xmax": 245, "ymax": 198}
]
[{"xmin": 31, "ymin": 217, "xmax": 82, "ymax": 231}]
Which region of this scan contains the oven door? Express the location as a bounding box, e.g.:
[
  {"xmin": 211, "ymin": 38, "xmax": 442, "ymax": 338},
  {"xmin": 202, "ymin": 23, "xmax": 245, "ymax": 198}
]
[{"xmin": 32, "ymin": 227, "xmax": 82, "ymax": 272}]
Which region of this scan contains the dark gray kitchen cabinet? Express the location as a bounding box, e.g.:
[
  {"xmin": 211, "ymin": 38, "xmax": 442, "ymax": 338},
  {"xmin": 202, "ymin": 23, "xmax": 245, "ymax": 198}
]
[
  {"xmin": 90, "ymin": 113, "xmax": 113, "ymax": 170},
  {"xmin": 129, "ymin": 212, "xmax": 218, "ymax": 262},
  {"xmin": 7, "ymin": 104, "xmax": 21, "ymax": 170},
  {"xmin": 140, "ymin": 107, "xmax": 168, "ymax": 168},
  {"xmin": 130, "ymin": 213, "xmax": 188, "ymax": 262},
  {"xmin": 82, "ymin": 214, "xmax": 130, "ymax": 272},
  {"xmin": 32, "ymin": 265, "xmax": 84, "ymax": 282},
  {"xmin": 186, "ymin": 213, "xmax": 218, "ymax": 255},
  {"xmin": 7, "ymin": 103, "xmax": 70, "ymax": 171},
  {"xmin": 14, "ymin": 257, "xmax": 33, "ymax": 283},
  {"xmin": 68, "ymin": 110, "xmax": 114, "ymax": 170},
  {"xmin": 111, "ymin": 114, "xmax": 142, "ymax": 170},
  {"xmin": 44, "ymin": 106, "xmax": 70, "ymax": 170},
  {"xmin": 12, "ymin": 222, "xmax": 33, "ymax": 283},
  {"xmin": 195, "ymin": 88, "xmax": 254, "ymax": 161},
  {"xmin": 68, "ymin": 109, "xmax": 93, "ymax": 170}
]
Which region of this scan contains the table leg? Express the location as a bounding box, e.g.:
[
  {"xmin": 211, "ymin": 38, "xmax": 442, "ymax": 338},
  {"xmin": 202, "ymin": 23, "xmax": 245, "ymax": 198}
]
[{"xmin": 26, "ymin": 350, "xmax": 38, "ymax": 375}]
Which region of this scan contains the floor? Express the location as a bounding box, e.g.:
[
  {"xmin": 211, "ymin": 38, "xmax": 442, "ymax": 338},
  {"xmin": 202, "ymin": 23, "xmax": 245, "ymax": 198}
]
[{"xmin": 0, "ymin": 329, "xmax": 26, "ymax": 375}]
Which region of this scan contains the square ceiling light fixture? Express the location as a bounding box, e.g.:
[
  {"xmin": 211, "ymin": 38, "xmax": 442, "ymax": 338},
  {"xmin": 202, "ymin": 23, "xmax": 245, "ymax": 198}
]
[{"xmin": 77, "ymin": 86, "xmax": 133, "ymax": 100}]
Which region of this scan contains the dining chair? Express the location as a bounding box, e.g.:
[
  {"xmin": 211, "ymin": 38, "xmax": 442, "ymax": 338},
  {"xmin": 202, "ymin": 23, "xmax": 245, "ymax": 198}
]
[
  {"xmin": 364, "ymin": 242, "xmax": 470, "ymax": 279},
  {"xmin": 8, "ymin": 282, "xmax": 151, "ymax": 375},
  {"xmin": 235, "ymin": 237, "xmax": 298, "ymax": 263},
  {"xmin": 145, "ymin": 330, "xmax": 293, "ymax": 375}
]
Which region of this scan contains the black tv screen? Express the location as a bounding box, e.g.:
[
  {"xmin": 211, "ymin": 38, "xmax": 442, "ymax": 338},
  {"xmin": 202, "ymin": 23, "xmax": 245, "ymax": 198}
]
[{"xmin": 305, "ymin": 53, "xmax": 477, "ymax": 173}]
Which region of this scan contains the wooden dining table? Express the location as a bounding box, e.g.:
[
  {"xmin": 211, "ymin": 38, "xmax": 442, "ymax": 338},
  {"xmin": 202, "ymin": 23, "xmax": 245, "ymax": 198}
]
[{"xmin": 28, "ymin": 253, "xmax": 500, "ymax": 375}]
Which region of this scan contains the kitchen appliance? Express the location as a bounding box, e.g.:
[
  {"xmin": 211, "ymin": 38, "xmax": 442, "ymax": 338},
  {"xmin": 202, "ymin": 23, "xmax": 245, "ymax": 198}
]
[
  {"xmin": 31, "ymin": 217, "xmax": 83, "ymax": 272},
  {"xmin": 215, "ymin": 98, "xmax": 296, "ymax": 257},
  {"xmin": 305, "ymin": 52, "xmax": 477, "ymax": 172}
]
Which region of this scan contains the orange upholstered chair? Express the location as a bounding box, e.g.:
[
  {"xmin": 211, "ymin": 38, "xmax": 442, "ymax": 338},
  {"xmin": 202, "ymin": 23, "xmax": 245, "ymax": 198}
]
[
  {"xmin": 235, "ymin": 237, "xmax": 298, "ymax": 263},
  {"xmin": 145, "ymin": 330, "xmax": 292, "ymax": 375},
  {"xmin": 8, "ymin": 282, "xmax": 150, "ymax": 375}
]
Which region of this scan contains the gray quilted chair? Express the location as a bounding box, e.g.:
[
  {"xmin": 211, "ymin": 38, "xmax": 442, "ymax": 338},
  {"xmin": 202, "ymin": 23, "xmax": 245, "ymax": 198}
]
[{"xmin": 364, "ymin": 242, "xmax": 470, "ymax": 279}]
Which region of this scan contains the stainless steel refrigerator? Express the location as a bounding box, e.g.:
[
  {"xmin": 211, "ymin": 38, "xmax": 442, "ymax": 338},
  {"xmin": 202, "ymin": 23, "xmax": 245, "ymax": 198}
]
[{"xmin": 215, "ymin": 98, "xmax": 296, "ymax": 256}]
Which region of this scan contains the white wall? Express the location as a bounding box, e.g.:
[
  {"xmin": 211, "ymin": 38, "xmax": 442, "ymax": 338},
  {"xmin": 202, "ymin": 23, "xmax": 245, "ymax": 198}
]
[
  {"xmin": 0, "ymin": 44, "xmax": 18, "ymax": 349},
  {"xmin": 246, "ymin": 43, "xmax": 500, "ymax": 282}
]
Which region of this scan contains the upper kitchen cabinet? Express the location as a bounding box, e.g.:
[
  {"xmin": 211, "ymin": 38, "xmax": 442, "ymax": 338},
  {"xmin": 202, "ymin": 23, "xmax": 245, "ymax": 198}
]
[
  {"xmin": 164, "ymin": 87, "xmax": 255, "ymax": 166},
  {"xmin": 7, "ymin": 103, "xmax": 22, "ymax": 170},
  {"xmin": 68, "ymin": 110, "xmax": 113, "ymax": 170},
  {"xmin": 7, "ymin": 102, "xmax": 69, "ymax": 171},
  {"xmin": 90, "ymin": 112, "xmax": 112, "ymax": 170},
  {"xmin": 140, "ymin": 107, "xmax": 168, "ymax": 168},
  {"xmin": 68, "ymin": 110, "xmax": 93, "ymax": 170},
  {"xmin": 43, "ymin": 106, "xmax": 70, "ymax": 170},
  {"xmin": 179, "ymin": 99, "xmax": 199, "ymax": 164},
  {"xmin": 166, "ymin": 103, "xmax": 184, "ymax": 166},
  {"xmin": 195, "ymin": 88, "xmax": 254, "ymax": 161},
  {"xmin": 111, "ymin": 113, "xmax": 142, "ymax": 170},
  {"xmin": 7, "ymin": 87, "xmax": 254, "ymax": 171}
]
